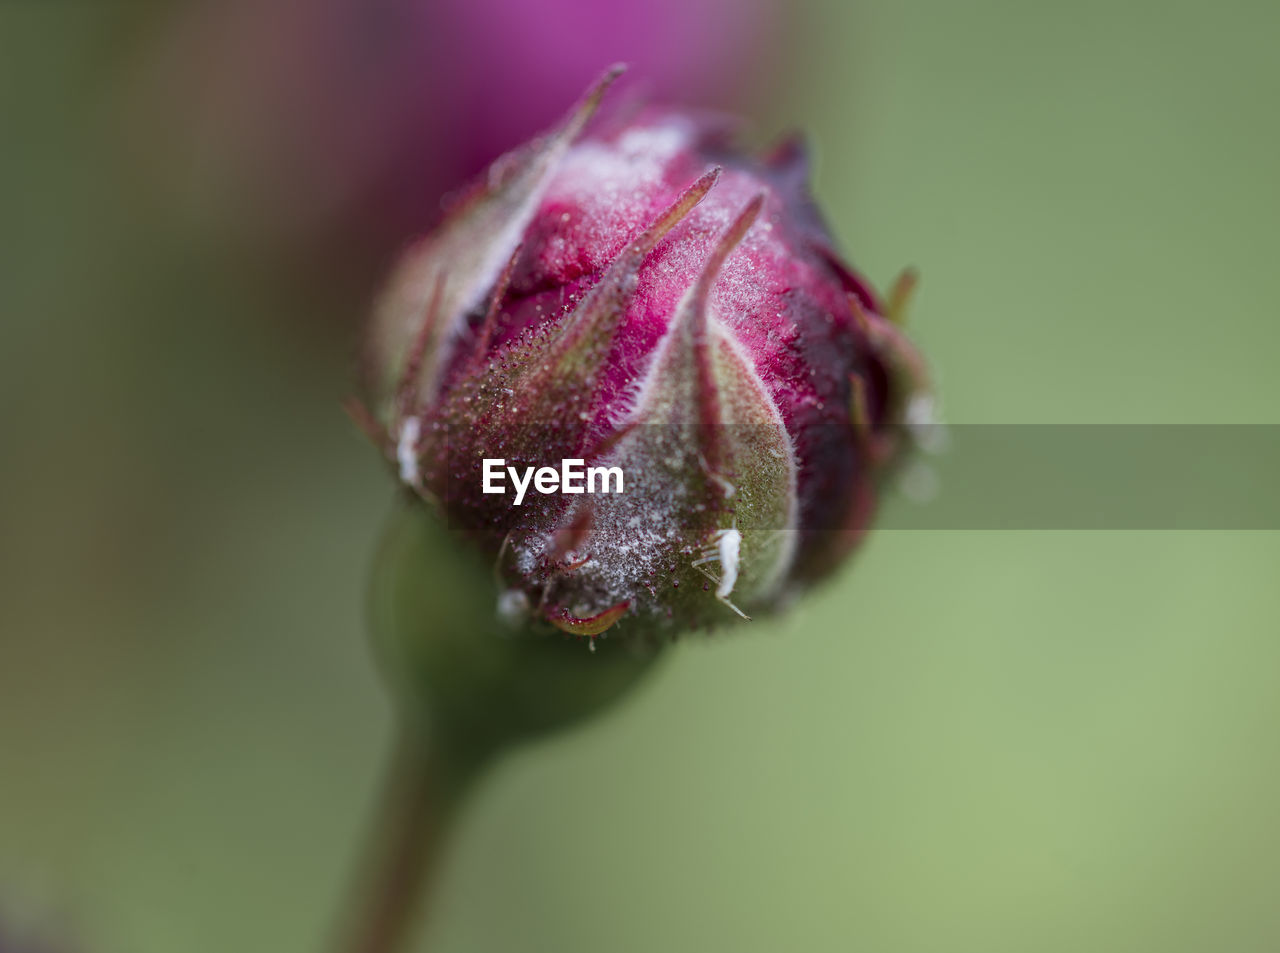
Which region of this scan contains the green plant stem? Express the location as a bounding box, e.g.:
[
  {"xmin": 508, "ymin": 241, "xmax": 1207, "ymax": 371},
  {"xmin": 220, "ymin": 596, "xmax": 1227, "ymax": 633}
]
[
  {"xmin": 331, "ymin": 722, "xmax": 483, "ymax": 953},
  {"xmin": 334, "ymin": 501, "xmax": 664, "ymax": 952}
]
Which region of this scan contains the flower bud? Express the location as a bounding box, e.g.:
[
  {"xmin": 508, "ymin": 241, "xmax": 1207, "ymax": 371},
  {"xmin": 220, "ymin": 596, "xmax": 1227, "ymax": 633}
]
[{"xmin": 356, "ymin": 69, "xmax": 930, "ymax": 641}]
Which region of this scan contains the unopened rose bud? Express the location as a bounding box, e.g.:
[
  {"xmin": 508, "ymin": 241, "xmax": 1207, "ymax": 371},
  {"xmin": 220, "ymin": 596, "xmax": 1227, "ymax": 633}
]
[{"xmin": 356, "ymin": 68, "xmax": 930, "ymax": 641}]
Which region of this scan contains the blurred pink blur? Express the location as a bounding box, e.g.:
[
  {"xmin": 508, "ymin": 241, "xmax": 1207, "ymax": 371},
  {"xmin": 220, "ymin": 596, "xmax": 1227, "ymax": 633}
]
[{"xmin": 116, "ymin": 0, "xmax": 778, "ymax": 273}]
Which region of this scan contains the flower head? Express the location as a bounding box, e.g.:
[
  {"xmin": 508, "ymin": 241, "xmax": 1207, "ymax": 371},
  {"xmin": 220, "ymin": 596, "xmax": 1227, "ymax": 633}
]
[{"xmin": 357, "ymin": 69, "xmax": 929, "ymax": 640}]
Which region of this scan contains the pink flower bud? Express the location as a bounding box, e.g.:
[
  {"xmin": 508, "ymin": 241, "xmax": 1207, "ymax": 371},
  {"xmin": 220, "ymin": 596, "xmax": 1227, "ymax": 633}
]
[{"xmin": 357, "ymin": 70, "xmax": 930, "ymax": 640}]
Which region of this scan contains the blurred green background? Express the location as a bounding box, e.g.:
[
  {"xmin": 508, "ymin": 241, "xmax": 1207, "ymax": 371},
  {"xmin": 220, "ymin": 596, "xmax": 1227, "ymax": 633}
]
[{"xmin": 2, "ymin": 1, "xmax": 1278, "ymax": 952}]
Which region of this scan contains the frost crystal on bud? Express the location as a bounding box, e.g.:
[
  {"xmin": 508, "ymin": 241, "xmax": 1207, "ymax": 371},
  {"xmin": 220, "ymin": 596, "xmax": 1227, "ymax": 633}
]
[{"xmin": 356, "ymin": 68, "xmax": 931, "ymax": 641}]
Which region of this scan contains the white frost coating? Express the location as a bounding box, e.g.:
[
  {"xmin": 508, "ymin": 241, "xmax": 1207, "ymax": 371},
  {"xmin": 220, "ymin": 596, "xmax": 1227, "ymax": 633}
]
[
  {"xmin": 546, "ymin": 119, "xmax": 695, "ymax": 248},
  {"xmin": 397, "ymin": 416, "xmax": 421, "ymax": 485},
  {"xmin": 616, "ymin": 123, "xmax": 689, "ymax": 163},
  {"xmin": 561, "ymin": 122, "xmax": 690, "ymax": 194}
]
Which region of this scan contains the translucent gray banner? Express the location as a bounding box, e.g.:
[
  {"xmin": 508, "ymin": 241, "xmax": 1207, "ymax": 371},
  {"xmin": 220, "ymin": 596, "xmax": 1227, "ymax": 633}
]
[
  {"xmin": 431, "ymin": 425, "xmax": 1280, "ymax": 530},
  {"xmin": 881, "ymin": 424, "xmax": 1280, "ymax": 529}
]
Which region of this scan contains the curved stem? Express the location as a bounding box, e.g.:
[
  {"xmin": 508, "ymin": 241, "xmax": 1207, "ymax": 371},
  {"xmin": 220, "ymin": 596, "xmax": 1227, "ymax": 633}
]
[{"xmin": 330, "ymin": 723, "xmax": 483, "ymax": 953}]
